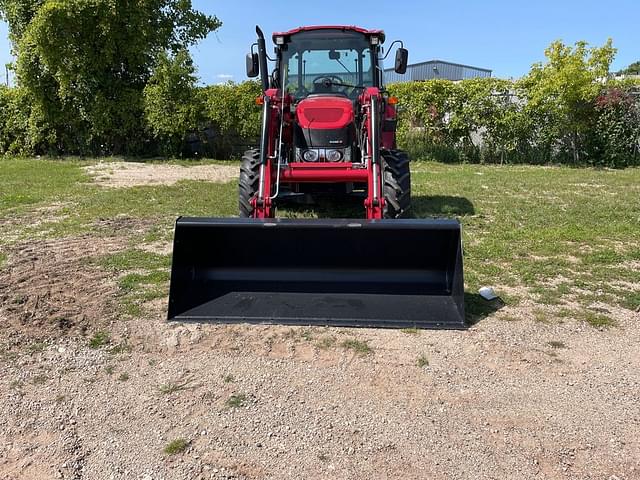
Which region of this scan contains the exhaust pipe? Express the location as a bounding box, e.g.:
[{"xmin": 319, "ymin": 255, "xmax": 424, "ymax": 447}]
[{"xmin": 256, "ymin": 26, "xmax": 269, "ymax": 92}]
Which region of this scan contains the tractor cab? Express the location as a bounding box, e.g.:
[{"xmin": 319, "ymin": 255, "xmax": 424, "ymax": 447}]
[
  {"xmin": 249, "ymin": 26, "xmax": 407, "ymax": 99},
  {"xmin": 274, "ymin": 28, "xmax": 379, "ymax": 100}
]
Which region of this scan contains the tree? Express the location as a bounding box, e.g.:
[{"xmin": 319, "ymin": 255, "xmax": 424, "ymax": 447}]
[
  {"xmin": 0, "ymin": 0, "xmax": 220, "ymax": 154},
  {"xmin": 519, "ymin": 39, "xmax": 617, "ymax": 163},
  {"xmin": 617, "ymin": 61, "xmax": 640, "ymax": 76},
  {"xmin": 201, "ymin": 81, "xmax": 262, "ymax": 157},
  {"xmin": 144, "ymin": 49, "xmax": 202, "ymax": 155},
  {"xmin": 592, "ymin": 88, "xmax": 640, "ymax": 167}
]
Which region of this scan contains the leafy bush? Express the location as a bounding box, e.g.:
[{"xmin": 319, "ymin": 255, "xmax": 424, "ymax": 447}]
[
  {"xmin": 518, "ymin": 39, "xmax": 616, "ymax": 164},
  {"xmin": 144, "ymin": 50, "xmax": 202, "ymax": 156},
  {"xmin": 389, "ymin": 78, "xmax": 535, "ymax": 164},
  {"xmin": 200, "ymin": 80, "xmax": 262, "ymax": 158},
  {"xmin": 1, "ymin": 0, "xmax": 220, "ymax": 156},
  {"xmin": 591, "ymin": 88, "xmax": 640, "ymax": 167},
  {"xmin": 388, "ymin": 40, "xmax": 639, "ymax": 167},
  {"xmin": 1, "ymin": 30, "xmax": 638, "ymax": 166},
  {"xmin": 0, "ymin": 85, "xmax": 30, "ymax": 154}
]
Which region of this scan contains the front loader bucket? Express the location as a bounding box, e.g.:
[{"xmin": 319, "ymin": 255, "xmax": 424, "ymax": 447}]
[{"xmin": 168, "ymin": 218, "xmax": 466, "ymax": 329}]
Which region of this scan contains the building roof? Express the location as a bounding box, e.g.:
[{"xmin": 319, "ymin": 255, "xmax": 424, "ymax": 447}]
[
  {"xmin": 384, "ymin": 59, "xmax": 492, "ymax": 74},
  {"xmin": 384, "ymin": 59, "xmax": 492, "ymax": 83}
]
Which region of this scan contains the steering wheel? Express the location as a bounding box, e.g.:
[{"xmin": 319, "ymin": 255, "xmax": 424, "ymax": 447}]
[{"xmin": 312, "ymin": 75, "xmax": 348, "ymax": 93}]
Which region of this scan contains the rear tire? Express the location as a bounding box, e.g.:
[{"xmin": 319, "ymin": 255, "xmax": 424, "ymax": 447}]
[
  {"xmin": 382, "ymin": 149, "xmax": 411, "ymax": 218},
  {"xmin": 239, "ymin": 149, "xmax": 261, "ymax": 218}
]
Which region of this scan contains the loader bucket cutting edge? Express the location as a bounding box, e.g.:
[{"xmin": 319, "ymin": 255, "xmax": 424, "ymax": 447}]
[{"xmin": 167, "ymin": 218, "xmax": 466, "ymax": 329}]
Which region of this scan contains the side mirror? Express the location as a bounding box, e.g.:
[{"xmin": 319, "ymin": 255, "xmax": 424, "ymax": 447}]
[
  {"xmin": 246, "ymin": 53, "xmax": 259, "ymax": 78},
  {"xmin": 394, "ymin": 48, "xmax": 408, "ymax": 74}
]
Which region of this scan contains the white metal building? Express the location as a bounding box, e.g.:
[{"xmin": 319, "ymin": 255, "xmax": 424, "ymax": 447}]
[{"xmin": 385, "ymin": 60, "xmax": 492, "ymax": 83}]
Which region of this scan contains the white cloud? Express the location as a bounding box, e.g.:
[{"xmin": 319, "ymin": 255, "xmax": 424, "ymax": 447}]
[{"xmin": 216, "ymin": 74, "xmax": 234, "ymax": 79}]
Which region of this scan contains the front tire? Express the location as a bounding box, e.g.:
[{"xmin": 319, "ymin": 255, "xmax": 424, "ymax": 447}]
[
  {"xmin": 239, "ymin": 149, "xmax": 261, "ymax": 218},
  {"xmin": 382, "ymin": 150, "xmax": 411, "ymax": 218}
]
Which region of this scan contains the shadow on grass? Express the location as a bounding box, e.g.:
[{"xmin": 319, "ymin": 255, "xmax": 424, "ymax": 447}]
[
  {"xmin": 412, "ymin": 195, "xmax": 475, "ymax": 218},
  {"xmin": 277, "ymin": 194, "xmax": 364, "ymax": 218},
  {"xmin": 278, "ymin": 194, "xmax": 475, "ymax": 219},
  {"xmin": 465, "ymin": 292, "xmax": 505, "ymax": 325}
]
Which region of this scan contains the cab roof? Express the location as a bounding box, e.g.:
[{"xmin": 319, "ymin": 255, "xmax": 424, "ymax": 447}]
[{"xmin": 272, "ymin": 26, "xmax": 385, "ymax": 44}]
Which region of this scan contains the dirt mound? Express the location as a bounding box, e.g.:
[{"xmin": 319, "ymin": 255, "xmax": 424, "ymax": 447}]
[
  {"xmin": 0, "ymin": 236, "xmax": 124, "ymax": 339},
  {"xmin": 84, "ymin": 162, "xmax": 238, "ymax": 188}
]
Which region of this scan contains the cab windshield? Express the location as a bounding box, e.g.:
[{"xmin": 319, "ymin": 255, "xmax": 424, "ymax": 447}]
[{"xmin": 280, "ymin": 30, "xmax": 375, "ymax": 99}]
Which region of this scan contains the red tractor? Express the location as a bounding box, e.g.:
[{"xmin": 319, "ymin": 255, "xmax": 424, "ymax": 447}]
[
  {"xmin": 167, "ymin": 25, "xmax": 465, "ymax": 330},
  {"xmin": 241, "ymin": 25, "xmax": 410, "ymax": 219}
]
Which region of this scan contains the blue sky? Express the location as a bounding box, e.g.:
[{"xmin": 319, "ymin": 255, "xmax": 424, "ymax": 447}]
[{"xmin": 1, "ymin": 0, "xmax": 638, "ymax": 86}]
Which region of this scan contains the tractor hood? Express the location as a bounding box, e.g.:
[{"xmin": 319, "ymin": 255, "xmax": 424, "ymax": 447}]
[{"xmin": 296, "ymin": 96, "xmax": 354, "ymax": 130}]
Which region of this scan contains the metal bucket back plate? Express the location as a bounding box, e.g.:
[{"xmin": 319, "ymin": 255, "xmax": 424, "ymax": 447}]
[{"xmin": 168, "ymin": 218, "xmax": 466, "ymax": 329}]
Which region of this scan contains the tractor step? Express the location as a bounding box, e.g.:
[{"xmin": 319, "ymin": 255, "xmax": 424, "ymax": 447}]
[{"xmin": 168, "ymin": 218, "xmax": 466, "ymax": 329}]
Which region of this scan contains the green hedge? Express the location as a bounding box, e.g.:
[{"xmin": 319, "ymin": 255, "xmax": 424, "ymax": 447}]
[
  {"xmin": 388, "ymin": 78, "xmax": 640, "ymax": 167},
  {"xmin": 1, "ymin": 37, "xmax": 639, "ymax": 165},
  {"xmin": 0, "ymin": 86, "xmax": 30, "ymax": 155},
  {"xmin": 199, "ymin": 80, "xmax": 262, "ymax": 158},
  {"xmin": 2, "ymin": 77, "xmax": 639, "ymax": 166}
]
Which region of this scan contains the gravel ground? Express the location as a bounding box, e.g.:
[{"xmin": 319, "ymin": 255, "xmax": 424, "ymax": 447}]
[
  {"xmin": 0, "ymin": 211, "xmax": 638, "ymax": 479},
  {"xmin": 1, "ymin": 311, "xmax": 639, "ymax": 480},
  {"xmin": 84, "ymin": 163, "xmax": 238, "ymax": 188}
]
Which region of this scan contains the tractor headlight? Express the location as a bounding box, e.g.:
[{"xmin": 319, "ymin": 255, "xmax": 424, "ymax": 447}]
[
  {"xmin": 326, "ymin": 149, "xmax": 342, "ymax": 162},
  {"xmin": 303, "ymin": 149, "xmax": 319, "ymax": 162}
]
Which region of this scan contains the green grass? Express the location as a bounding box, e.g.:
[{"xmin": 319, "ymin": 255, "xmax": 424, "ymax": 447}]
[
  {"xmin": 88, "ymin": 331, "xmax": 111, "ymax": 349},
  {"xmin": 0, "ymin": 158, "xmax": 89, "ymax": 213},
  {"xmin": 163, "ymin": 438, "xmax": 189, "ymax": 455},
  {"xmin": 401, "ymin": 328, "xmax": 420, "ymax": 335},
  {"xmin": 158, "ymin": 379, "xmax": 195, "ymax": 395},
  {"xmin": 581, "ymin": 311, "xmax": 617, "ymax": 328},
  {"xmin": 31, "ymin": 374, "xmax": 48, "ymax": 385},
  {"xmin": 226, "ymin": 393, "xmax": 248, "ymax": 408},
  {"xmin": 94, "ymin": 250, "xmax": 171, "ymax": 317},
  {"xmin": 417, "ymin": 354, "xmax": 429, "ymax": 368},
  {"xmin": 619, "ymin": 291, "xmax": 640, "ymax": 311},
  {"xmin": 341, "ymin": 339, "xmax": 373, "ymax": 356},
  {"xmin": 284, "ymin": 328, "xmax": 314, "ymax": 342},
  {"xmin": 109, "ymin": 342, "xmax": 131, "ymax": 355},
  {"xmin": 96, "ymin": 249, "xmax": 171, "ymax": 271},
  {"xmin": 1, "ymin": 158, "xmax": 237, "ymax": 246},
  {"xmin": 27, "ymin": 342, "xmax": 47, "ymax": 353},
  {"xmin": 317, "ymin": 336, "xmax": 336, "ymax": 349},
  {"xmin": 2, "ymin": 158, "xmax": 639, "ymax": 325}
]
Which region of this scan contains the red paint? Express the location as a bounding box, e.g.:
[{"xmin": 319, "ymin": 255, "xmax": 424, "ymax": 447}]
[
  {"xmin": 273, "ymin": 26, "xmax": 385, "ymax": 43},
  {"xmin": 253, "ymin": 54, "xmax": 394, "ymax": 220},
  {"xmin": 358, "ymin": 88, "xmax": 385, "ymax": 219},
  {"xmin": 296, "ymin": 96, "xmax": 354, "ymax": 130},
  {"xmin": 281, "ymin": 163, "xmax": 368, "ymax": 183},
  {"xmin": 382, "ymin": 102, "xmax": 397, "ymax": 150},
  {"xmin": 252, "ymin": 90, "xmax": 287, "ymax": 218}
]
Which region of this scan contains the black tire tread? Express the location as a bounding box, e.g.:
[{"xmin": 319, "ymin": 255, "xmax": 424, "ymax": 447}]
[
  {"xmin": 382, "ymin": 149, "xmax": 411, "ymax": 218},
  {"xmin": 239, "ymin": 149, "xmax": 261, "ymax": 218}
]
